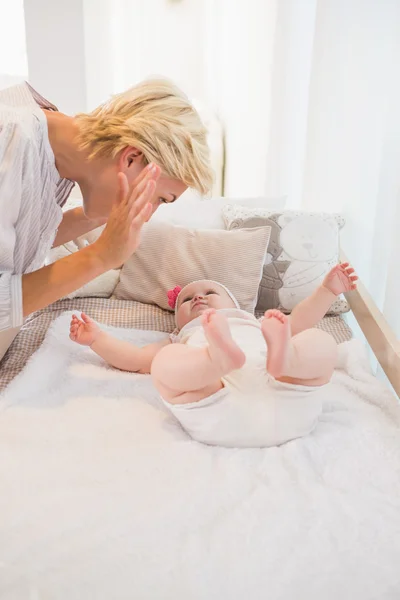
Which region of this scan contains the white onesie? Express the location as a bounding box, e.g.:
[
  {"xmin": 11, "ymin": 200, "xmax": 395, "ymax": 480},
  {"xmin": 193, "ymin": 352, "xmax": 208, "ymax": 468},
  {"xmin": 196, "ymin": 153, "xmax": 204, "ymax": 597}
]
[{"xmin": 162, "ymin": 308, "xmax": 328, "ymax": 448}]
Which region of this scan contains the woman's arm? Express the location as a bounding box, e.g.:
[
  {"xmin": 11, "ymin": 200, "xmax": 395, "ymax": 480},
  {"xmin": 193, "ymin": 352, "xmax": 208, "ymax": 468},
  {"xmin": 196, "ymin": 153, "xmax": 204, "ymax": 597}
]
[
  {"xmin": 52, "ymin": 206, "xmax": 106, "ymax": 248},
  {"xmin": 0, "ymin": 246, "xmax": 109, "ymax": 331},
  {"xmin": 2, "ymin": 167, "xmax": 158, "ymax": 328},
  {"xmin": 21, "ymin": 243, "xmax": 109, "ymax": 317}
]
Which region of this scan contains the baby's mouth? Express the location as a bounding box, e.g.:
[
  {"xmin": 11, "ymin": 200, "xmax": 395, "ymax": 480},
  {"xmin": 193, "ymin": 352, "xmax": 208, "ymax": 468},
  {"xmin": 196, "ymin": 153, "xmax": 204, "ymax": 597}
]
[{"xmin": 192, "ymin": 301, "xmax": 207, "ymax": 310}]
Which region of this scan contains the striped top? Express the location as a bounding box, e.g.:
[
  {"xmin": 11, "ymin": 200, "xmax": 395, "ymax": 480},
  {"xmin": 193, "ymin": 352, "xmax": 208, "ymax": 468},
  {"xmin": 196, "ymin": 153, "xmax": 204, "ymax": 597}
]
[{"xmin": 0, "ymin": 82, "xmax": 75, "ymax": 331}]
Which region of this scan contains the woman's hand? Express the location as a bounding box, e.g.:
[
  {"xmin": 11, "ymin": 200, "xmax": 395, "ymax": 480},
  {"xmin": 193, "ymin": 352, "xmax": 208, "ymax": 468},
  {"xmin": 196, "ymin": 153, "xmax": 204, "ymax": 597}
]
[
  {"xmin": 69, "ymin": 312, "xmax": 100, "ymax": 346},
  {"xmin": 93, "ymin": 163, "xmax": 160, "ymax": 270}
]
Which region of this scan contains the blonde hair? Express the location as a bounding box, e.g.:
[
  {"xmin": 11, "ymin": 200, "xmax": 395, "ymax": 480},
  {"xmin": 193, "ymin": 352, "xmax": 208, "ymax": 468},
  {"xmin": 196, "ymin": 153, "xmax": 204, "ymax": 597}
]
[{"xmin": 75, "ymin": 78, "xmax": 214, "ymax": 195}]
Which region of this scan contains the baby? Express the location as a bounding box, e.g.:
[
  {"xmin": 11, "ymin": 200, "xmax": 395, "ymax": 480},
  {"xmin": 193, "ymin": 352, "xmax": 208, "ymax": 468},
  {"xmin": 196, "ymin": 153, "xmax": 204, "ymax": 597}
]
[{"xmin": 69, "ymin": 263, "xmax": 357, "ymax": 448}]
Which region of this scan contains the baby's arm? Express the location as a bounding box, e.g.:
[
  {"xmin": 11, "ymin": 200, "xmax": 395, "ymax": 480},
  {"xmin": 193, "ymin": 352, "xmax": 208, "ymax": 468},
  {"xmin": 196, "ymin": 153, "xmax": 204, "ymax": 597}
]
[
  {"xmin": 91, "ymin": 334, "xmax": 170, "ymax": 373},
  {"xmin": 69, "ymin": 313, "xmax": 170, "ymax": 373},
  {"xmin": 289, "ymin": 263, "xmax": 358, "ymax": 336}
]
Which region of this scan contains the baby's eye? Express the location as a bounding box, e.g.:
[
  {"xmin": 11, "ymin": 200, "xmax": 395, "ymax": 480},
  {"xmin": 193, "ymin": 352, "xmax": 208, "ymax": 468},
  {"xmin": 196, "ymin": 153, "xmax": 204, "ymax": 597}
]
[
  {"xmin": 206, "ymin": 291, "xmax": 217, "ymax": 295},
  {"xmin": 159, "ymin": 198, "xmax": 168, "ymax": 204},
  {"xmin": 182, "ymin": 296, "xmax": 192, "ymax": 303}
]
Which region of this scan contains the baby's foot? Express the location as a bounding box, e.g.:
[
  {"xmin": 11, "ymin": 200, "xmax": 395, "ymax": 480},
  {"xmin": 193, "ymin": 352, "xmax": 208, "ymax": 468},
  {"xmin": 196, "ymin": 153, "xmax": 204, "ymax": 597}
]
[
  {"xmin": 202, "ymin": 309, "xmax": 245, "ymax": 375},
  {"xmin": 261, "ymin": 310, "xmax": 291, "ymax": 378}
]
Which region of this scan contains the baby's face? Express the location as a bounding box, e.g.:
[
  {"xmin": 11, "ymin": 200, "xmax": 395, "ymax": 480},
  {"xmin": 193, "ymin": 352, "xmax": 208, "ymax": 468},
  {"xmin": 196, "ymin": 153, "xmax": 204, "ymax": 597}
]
[{"xmin": 176, "ymin": 280, "xmax": 237, "ymax": 329}]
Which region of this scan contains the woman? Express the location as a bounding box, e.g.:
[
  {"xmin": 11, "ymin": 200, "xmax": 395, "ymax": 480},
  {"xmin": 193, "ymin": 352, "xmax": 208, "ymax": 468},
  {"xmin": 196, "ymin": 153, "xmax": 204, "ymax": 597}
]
[{"xmin": 0, "ymin": 78, "xmax": 213, "ymax": 361}]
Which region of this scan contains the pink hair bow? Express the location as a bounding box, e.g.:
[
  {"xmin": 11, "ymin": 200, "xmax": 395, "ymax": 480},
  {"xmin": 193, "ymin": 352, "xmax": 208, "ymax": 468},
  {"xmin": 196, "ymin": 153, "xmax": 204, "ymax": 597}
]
[{"xmin": 167, "ymin": 286, "xmax": 182, "ymax": 309}]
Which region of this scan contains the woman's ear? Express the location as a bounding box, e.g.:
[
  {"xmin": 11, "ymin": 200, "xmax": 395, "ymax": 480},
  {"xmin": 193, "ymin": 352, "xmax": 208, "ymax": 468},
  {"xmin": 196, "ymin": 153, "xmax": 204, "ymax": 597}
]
[{"xmin": 119, "ymin": 147, "xmax": 144, "ymax": 172}]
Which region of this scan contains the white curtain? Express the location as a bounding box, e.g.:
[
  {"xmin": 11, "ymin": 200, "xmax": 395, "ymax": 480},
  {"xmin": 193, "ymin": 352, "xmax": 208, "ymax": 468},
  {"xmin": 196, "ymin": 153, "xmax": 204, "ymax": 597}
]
[
  {"xmin": 22, "ymin": 0, "xmax": 399, "ymax": 343},
  {"xmin": 79, "ymin": 0, "xmax": 278, "ymax": 198},
  {"xmin": 263, "ymin": 0, "xmax": 400, "ymax": 345}
]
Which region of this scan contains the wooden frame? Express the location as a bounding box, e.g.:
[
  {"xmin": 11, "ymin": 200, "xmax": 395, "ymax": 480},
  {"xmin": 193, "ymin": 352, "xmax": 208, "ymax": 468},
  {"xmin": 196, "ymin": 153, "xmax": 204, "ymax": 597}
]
[{"xmin": 341, "ymin": 251, "xmax": 400, "ymax": 397}]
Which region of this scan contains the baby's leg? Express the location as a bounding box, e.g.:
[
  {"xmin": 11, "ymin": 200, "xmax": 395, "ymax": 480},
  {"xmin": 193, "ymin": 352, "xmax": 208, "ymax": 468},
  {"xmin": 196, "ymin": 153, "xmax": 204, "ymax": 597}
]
[
  {"xmin": 261, "ymin": 310, "xmax": 337, "ymax": 386},
  {"xmin": 151, "ymin": 309, "xmax": 245, "ymax": 405}
]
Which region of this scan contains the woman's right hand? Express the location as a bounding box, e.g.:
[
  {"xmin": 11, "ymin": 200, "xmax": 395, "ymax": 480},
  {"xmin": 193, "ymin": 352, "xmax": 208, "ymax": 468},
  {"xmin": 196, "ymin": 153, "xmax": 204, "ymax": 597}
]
[{"xmin": 94, "ymin": 163, "xmax": 160, "ymax": 269}]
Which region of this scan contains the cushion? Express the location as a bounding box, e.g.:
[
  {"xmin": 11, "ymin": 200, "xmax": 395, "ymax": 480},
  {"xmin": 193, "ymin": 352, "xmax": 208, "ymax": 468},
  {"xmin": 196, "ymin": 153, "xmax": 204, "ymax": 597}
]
[
  {"xmin": 57, "ymin": 195, "xmax": 107, "ymax": 249},
  {"xmin": 62, "ymin": 195, "xmax": 285, "ymax": 240},
  {"xmin": 222, "ymin": 205, "xmax": 348, "ymax": 314},
  {"xmin": 74, "ymin": 225, "xmax": 105, "ymax": 249},
  {"xmin": 46, "ymin": 243, "xmax": 120, "ymax": 299},
  {"xmin": 151, "ymin": 194, "xmax": 286, "ymax": 230},
  {"xmin": 113, "ymin": 221, "xmax": 271, "ymax": 313}
]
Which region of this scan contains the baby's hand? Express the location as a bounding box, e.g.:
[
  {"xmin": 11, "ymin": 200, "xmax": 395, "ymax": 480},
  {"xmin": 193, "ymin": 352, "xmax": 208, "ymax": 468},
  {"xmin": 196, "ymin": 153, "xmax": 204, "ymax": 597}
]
[
  {"xmin": 69, "ymin": 313, "xmax": 100, "ymax": 346},
  {"xmin": 322, "ymin": 262, "xmax": 358, "ymax": 296}
]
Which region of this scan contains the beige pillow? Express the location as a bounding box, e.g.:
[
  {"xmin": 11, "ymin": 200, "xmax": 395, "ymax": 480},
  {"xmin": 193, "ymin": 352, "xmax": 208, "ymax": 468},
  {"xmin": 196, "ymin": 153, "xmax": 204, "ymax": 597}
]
[{"xmin": 114, "ymin": 221, "xmax": 271, "ymax": 313}]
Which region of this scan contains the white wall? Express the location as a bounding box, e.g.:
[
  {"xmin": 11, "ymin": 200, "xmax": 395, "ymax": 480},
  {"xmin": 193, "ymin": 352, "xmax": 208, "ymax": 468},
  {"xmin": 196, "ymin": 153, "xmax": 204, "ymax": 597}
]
[
  {"xmin": 124, "ymin": 0, "xmax": 207, "ymax": 100},
  {"xmin": 82, "ymin": 0, "xmax": 120, "ymax": 111},
  {"xmin": 82, "ymin": 0, "xmax": 208, "ymax": 110},
  {"xmin": 207, "ymin": 0, "xmax": 277, "ymax": 197},
  {"xmin": 23, "ymin": 0, "xmax": 87, "ymax": 114},
  {"xmin": 0, "ymin": 0, "xmax": 28, "ymax": 87}
]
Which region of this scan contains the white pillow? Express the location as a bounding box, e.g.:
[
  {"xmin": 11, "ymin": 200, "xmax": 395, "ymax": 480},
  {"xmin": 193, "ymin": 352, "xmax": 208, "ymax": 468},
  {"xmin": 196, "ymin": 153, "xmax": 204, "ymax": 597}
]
[
  {"xmin": 46, "ymin": 243, "xmax": 120, "ymax": 299},
  {"xmin": 222, "ymin": 205, "xmax": 348, "ymax": 315},
  {"xmin": 74, "ymin": 225, "xmax": 105, "ymax": 249},
  {"xmin": 151, "ymin": 194, "xmax": 286, "ymax": 230},
  {"xmin": 62, "ymin": 195, "xmax": 285, "ymax": 240},
  {"xmin": 68, "ymin": 270, "xmax": 121, "ymax": 299}
]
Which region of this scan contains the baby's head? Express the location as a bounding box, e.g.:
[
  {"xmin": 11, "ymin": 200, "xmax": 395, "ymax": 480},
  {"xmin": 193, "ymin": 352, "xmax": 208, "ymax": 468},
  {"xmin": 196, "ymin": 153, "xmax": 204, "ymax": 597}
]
[{"xmin": 170, "ymin": 280, "xmax": 239, "ymax": 330}]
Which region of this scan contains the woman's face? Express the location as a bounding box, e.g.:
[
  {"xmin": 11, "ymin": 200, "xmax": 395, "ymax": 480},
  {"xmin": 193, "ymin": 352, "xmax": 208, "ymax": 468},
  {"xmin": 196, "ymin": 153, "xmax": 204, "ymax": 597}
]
[{"xmin": 82, "ymin": 149, "xmax": 187, "ymax": 219}]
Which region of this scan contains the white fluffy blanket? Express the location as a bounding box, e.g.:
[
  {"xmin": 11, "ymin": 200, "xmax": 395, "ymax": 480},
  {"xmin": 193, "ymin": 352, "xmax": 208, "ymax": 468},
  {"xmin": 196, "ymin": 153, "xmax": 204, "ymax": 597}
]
[{"xmin": 1, "ymin": 312, "xmax": 400, "ymax": 600}]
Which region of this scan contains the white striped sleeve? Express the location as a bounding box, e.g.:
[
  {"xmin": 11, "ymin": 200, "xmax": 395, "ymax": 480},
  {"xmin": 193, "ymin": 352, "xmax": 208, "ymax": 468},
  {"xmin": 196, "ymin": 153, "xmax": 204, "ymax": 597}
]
[
  {"xmin": 0, "ymin": 273, "xmax": 23, "ymax": 331},
  {"xmin": 0, "ymin": 113, "xmax": 25, "ymax": 331}
]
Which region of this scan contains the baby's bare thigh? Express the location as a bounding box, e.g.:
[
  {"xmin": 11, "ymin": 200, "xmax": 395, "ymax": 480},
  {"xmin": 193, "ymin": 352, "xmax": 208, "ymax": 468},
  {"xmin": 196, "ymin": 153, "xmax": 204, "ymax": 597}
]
[
  {"xmin": 276, "ymin": 374, "xmax": 331, "ymax": 387},
  {"xmin": 154, "ymin": 379, "xmax": 225, "ymax": 405}
]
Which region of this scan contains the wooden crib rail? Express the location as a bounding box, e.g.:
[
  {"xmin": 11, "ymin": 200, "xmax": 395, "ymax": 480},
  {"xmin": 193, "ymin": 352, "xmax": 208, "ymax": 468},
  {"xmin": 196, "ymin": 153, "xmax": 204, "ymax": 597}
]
[{"xmin": 341, "ymin": 252, "xmax": 400, "ymax": 397}]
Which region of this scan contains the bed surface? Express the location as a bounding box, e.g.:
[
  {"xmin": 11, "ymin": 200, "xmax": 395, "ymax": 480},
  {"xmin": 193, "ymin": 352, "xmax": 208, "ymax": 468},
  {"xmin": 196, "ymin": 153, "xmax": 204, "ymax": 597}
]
[{"xmin": 0, "ymin": 310, "xmax": 399, "ymax": 600}]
